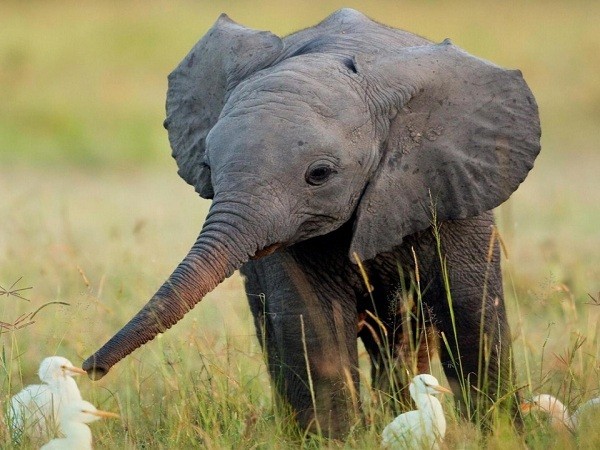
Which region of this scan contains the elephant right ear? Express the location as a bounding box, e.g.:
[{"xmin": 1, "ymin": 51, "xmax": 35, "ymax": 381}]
[
  {"xmin": 350, "ymin": 41, "xmax": 541, "ymax": 261},
  {"xmin": 164, "ymin": 14, "xmax": 283, "ymax": 198}
]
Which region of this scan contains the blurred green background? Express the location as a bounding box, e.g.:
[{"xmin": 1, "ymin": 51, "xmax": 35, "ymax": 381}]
[{"xmin": 2, "ymin": 0, "xmax": 598, "ymax": 167}]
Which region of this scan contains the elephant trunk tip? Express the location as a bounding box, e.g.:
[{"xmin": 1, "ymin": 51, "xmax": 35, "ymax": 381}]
[{"xmin": 82, "ymin": 356, "xmax": 110, "ymax": 381}]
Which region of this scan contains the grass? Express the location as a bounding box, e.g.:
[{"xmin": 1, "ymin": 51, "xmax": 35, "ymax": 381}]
[
  {"xmin": 1, "ymin": 170, "xmax": 598, "ymax": 449},
  {"xmin": 1, "ymin": 0, "xmax": 599, "ymax": 448}
]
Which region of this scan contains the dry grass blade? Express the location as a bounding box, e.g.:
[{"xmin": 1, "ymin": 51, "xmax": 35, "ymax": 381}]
[
  {"xmin": 0, "ymin": 301, "xmax": 70, "ymax": 334},
  {"xmin": 29, "ymin": 301, "xmax": 71, "ymax": 319},
  {"xmin": 353, "ymin": 252, "xmax": 374, "ymax": 293},
  {"xmin": 585, "ymin": 292, "xmax": 600, "ymax": 306},
  {"xmin": 0, "ymin": 276, "xmax": 33, "ymax": 302},
  {"xmin": 0, "ymin": 314, "xmax": 35, "ymax": 333}
]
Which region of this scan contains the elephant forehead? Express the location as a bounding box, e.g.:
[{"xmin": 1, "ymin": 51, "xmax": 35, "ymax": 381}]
[
  {"xmin": 212, "ymin": 87, "xmax": 373, "ymax": 158},
  {"xmin": 223, "ymin": 57, "xmax": 368, "ymax": 123},
  {"xmin": 208, "ymin": 111, "xmax": 342, "ymax": 156}
]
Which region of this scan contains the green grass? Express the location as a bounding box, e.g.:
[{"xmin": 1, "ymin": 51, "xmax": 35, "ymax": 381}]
[{"xmin": 1, "ymin": 0, "xmax": 600, "ymax": 448}]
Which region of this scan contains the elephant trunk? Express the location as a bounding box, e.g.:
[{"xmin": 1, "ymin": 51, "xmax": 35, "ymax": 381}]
[{"xmin": 82, "ymin": 199, "xmax": 276, "ymax": 379}]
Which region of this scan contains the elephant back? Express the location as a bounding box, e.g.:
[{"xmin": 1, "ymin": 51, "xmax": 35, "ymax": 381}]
[{"xmin": 278, "ymin": 9, "xmax": 430, "ymax": 62}]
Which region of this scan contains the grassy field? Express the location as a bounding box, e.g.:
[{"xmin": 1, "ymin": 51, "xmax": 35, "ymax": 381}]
[{"xmin": 1, "ymin": 0, "xmax": 599, "ymax": 448}]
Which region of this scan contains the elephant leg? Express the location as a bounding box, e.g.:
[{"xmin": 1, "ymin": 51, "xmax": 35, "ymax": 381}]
[
  {"xmin": 359, "ymin": 292, "xmax": 435, "ymax": 411},
  {"xmin": 426, "ymin": 214, "xmax": 519, "ymax": 428},
  {"xmin": 242, "ymin": 251, "xmax": 360, "ymax": 439}
]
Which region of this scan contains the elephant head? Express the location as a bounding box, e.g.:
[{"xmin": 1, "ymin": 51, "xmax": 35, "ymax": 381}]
[{"xmin": 83, "ymin": 10, "xmax": 540, "ymax": 379}]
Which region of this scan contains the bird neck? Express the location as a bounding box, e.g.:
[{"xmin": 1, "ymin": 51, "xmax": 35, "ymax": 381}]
[
  {"xmin": 413, "ymin": 393, "xmax": 446, "ymax": 433},
  {"xmin": 61, "ymin": 422, "xmax": 93, "ymax": 449},
  {"xmin": 51, "ymin": 377, "xmax": 82, "ymax": 402},
  {"xmin": 414, "ymin": 393, "xmax": 442, "ymax": 413}
]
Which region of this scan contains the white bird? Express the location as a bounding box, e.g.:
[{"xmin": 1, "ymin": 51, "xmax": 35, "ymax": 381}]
[
  {"xmin": 40, "ymin": 399, "xmax": 119, "ymax": 450},
  {"xmin": 382, "ymin": 374, "xmax": 451, "ymax": 449},
  {"xmin": 8, "ymin": 356, "xmax": 86, "ymax": 441},
  {"xmin": 521, "ymin": 393, "xmax": 600, "ymax": 433}
]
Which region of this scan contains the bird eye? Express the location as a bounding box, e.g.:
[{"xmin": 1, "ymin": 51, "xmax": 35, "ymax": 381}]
[{"xmin": 305, "ymin": 162, "xmax": 337, "ymax": 186}]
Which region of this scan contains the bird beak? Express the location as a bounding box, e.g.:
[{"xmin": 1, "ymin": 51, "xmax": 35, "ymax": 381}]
[
  {"xmin": 89, "ymin": 409, "xmax": 120, "ymax": 419},
  {"xmin": 433, "ymin": 385, "xmax": 453, "ymax": 395},
  {"xmin": 66, "ymin": 365, "xmax": 88, "ymax": 375},
  {"xmin": 520, "ymin": 402, "xmax": 532, "ymax": 413}
]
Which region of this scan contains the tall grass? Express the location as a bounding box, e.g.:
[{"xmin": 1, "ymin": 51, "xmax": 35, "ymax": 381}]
[{"xmin": 1, "ymin": 169, "xmax": 598, "ymax": 448}]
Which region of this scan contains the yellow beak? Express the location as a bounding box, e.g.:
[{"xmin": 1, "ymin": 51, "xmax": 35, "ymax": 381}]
[
  {"xmin": 434, "ymin": 385, "xmax": 453, "ymax": 395},
  {"xmin": 66, "ymin": 365, "xmax": 88, "ymax": 375},
  {"xmin": 520, "ymin": 402, "xmax": 532, "ymax": 413},
  {"xmin": 88, "ymin": 409, "xmax": 120, "ymax": 419}
]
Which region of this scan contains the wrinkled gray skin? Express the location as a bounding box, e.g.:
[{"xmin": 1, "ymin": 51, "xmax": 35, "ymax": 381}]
[{"xmin": 83, "ymin": 9, "xmax": 540, "ymax": 438}]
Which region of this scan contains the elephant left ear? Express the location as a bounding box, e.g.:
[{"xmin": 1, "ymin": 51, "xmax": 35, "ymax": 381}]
[
  {"xmin": 164, "ymin": 15, "xmax": 283, "ymax": 198},
  {"xmin": 350, "ymin": 40, "xmax": 541, "ymax": 261}
]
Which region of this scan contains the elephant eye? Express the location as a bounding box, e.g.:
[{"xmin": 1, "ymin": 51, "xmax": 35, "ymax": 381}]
[{"xmin": 305, "ymin": 163, "xmax": 337, "ymax": 186}]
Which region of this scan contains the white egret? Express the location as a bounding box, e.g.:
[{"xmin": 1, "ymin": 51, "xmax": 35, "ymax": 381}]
[
  {"xmin": 382, "ymin": 374, "xmax": 451, "ymax": 449},
  {"xmin": 8, "ymin": 356, "xmax": 86, "ymax": 440},
  {"xmin": 521, "ymin": 393, "xmax": 600, "ymax": 433},
  {"xmin": 40, "ymin": 399, "xmax": 119, "ymax": 450}
]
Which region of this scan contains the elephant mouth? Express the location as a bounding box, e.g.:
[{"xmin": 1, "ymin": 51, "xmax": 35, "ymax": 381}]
[{"xmin": 251, "ymin": 243, "xmax": 282, "ymax": 259}]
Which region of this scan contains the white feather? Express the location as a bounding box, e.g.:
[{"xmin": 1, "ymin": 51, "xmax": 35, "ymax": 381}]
[
  {"xmin": 40, "ymin": 399, "xmax": 119, "ymax": 450},
  {"xmin": 382, "ymin": 374, "xmax": 450, "ymax": 449},
  {"xmin": 7, "ymin": 356, "xmax": 84, "ymax": 441},
  {"xmin": 522, "ymin": 393, "xmax": 600, "ymax": 433}
]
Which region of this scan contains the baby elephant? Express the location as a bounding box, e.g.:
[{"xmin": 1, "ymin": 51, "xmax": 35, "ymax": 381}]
[{"xmin": 83, "ymin": 9, "xmax": 540, "ymax": 438}]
